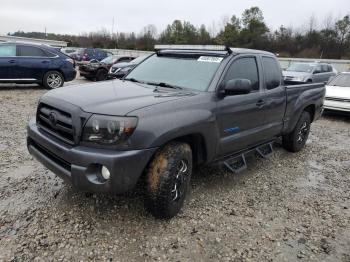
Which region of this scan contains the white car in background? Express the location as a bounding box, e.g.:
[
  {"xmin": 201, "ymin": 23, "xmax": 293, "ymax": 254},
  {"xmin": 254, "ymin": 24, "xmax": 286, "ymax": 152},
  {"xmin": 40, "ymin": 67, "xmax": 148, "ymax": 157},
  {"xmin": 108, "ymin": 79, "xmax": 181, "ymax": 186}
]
[{"xmin": 324, "ymin": 72, "xmax": 350, "ymax": 113}]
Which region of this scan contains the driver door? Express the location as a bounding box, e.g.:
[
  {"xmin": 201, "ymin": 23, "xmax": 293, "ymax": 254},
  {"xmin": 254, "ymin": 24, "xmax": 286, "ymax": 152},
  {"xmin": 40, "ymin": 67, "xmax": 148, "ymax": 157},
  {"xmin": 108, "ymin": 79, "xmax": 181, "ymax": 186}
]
[
  {"xmin": 312, "ymin": 65, "xmax": 325, "ymax": 83},
  {"xmin": 216, "ymin": 55, "xmax": 266, "ymax": 157}
]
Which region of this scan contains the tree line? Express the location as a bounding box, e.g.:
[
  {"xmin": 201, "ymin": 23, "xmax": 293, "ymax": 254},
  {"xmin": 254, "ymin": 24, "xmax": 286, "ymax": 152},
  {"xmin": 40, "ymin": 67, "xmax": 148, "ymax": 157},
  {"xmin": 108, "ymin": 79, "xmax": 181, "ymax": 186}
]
[{"xmin": 9, "ymin": 7, "xmax": 350, "ymax": 59}]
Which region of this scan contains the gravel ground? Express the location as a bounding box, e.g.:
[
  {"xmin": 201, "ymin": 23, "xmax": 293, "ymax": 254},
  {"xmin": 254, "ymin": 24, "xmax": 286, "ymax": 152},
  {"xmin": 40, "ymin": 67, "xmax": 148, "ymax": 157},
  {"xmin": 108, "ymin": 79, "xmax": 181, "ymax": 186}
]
[{"xmin": 0, "ymin": 81, "xmax": 349, "ymax": 261}]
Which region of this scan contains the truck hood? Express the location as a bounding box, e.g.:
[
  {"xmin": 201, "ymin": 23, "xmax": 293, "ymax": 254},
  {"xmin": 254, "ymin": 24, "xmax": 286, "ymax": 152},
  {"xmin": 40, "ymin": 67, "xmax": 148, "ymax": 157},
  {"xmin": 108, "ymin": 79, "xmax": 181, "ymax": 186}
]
[{"xmin": 42, "ymin": 80, "xmax": 195, "ymax": 116}]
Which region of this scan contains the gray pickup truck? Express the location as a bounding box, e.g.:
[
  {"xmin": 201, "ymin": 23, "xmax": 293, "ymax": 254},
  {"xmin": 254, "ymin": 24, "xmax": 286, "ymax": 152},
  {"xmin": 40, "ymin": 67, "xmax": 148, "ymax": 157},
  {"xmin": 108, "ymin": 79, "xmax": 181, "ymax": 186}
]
[{"xmin": 27, "ymin": 45, "xmax": 325, "ymax": 218}]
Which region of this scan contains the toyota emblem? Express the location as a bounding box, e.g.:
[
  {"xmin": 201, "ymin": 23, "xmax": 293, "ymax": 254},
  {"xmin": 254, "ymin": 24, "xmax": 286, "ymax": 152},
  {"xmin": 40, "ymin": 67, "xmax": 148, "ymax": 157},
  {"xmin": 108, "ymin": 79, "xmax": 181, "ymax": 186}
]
[{"xmin": 48, "ymin": 111, "xmax": 57, "ymax": 126}]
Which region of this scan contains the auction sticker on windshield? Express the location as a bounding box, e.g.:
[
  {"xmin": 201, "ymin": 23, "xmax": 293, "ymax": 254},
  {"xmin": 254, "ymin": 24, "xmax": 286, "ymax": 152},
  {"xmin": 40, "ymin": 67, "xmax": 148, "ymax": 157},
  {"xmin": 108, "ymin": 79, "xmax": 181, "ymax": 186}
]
[{"xmin": 198, "ymin": 56, "xmax": 223, "ymax": 63}]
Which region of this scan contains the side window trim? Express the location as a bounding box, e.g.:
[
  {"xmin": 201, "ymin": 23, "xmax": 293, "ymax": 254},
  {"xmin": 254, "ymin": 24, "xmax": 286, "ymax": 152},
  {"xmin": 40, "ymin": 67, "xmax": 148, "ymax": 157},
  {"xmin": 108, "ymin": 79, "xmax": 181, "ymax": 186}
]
[{"xmin": 218, "ymin": 54, "xmax": 262, "ymax": 93}]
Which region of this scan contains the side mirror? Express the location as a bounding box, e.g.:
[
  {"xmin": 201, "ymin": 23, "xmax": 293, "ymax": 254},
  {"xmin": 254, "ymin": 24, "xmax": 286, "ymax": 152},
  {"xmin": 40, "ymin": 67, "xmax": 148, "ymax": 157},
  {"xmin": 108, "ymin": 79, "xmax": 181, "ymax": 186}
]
[
  {"xmin": 221, "ymin": 79, "xmax": 252, "ymax": 96},
  {"xmin": 313, "ymin": 70, "xmax": 321, "ymax": 74}
]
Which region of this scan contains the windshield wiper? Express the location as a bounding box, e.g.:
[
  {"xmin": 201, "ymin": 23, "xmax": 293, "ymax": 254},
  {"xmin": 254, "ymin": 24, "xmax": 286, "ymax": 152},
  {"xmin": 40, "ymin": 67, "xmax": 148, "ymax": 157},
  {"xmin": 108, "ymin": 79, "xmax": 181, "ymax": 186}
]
[
  {"xmin": 146, "ymin": 81, "xmax": 183, "ymax": 90},
  {"xmin": 124, "ymin": 78, "xmax": 143, "ymax": 84},
  {"xmin": 124, "ymin": 78, "xmax": 183, "ymax": 90}
]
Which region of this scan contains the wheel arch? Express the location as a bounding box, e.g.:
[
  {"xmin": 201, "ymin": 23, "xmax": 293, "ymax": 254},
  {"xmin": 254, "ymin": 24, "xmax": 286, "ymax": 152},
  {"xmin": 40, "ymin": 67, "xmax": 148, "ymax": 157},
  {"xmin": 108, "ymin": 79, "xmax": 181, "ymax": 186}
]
[
  {"xmin": 172, "ymin": 133, "xmax": 207, "ymax": 166},
  {"xmin": 303, "ymin": 104, "xmax": 316, "ymax": 122}
]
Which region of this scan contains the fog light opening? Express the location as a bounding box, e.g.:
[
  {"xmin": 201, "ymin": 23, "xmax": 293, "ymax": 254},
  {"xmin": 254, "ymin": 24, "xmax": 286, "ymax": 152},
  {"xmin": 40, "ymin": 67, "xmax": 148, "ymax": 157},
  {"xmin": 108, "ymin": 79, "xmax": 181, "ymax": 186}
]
[{"xmin": 101, "ymin": 166, "xmax": 111, "ymax": 180}]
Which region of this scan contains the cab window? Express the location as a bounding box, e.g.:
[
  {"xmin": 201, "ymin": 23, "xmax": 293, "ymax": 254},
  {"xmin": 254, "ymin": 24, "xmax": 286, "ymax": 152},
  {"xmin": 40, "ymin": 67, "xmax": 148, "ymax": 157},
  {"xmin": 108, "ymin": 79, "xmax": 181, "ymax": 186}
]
[{"xmin": 223, "ymin": 57, "xmax": 260, "ymax": 91}]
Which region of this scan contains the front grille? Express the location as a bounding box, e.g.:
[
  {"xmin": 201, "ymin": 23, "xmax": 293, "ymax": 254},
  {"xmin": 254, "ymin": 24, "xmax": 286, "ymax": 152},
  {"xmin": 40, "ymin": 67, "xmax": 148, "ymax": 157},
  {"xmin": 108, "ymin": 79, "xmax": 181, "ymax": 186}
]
[
  {"xmin": 29, "ymin": 138, "xmax": 71, "ymax": 172},
  {"xmin": 111, "ymin": 67, "xmax": 119, "ymax": 73},
  {"xmin": 37, "ymin": 103, "xmax": 75, "ymax": 145},
  {"xmin": 326, "ymin": 97, "xmax": 350, "ymax": 103}
]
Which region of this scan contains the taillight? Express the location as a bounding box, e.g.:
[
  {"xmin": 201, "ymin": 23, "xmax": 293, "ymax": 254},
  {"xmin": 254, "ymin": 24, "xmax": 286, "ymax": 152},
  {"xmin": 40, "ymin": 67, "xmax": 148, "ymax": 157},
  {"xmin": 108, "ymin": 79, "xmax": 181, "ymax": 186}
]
[{"xmin": 66, "ymin": 58, "xmax": 74, "ymax": 66}]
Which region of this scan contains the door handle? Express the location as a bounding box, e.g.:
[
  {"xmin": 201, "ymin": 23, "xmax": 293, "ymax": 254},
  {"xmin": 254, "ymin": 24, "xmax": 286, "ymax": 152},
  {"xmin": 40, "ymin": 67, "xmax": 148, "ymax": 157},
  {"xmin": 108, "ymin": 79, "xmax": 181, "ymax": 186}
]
[
  {"xmin": 42, "ymin": 60, "xmax": 49, "ymax": 64},
  {"xmin": 8, "ymin": 60, "xmax": 16, "ymax": 63},
  {"xmin": 256, "ymin": 100, "xmax": 265, "ymax": 108}
]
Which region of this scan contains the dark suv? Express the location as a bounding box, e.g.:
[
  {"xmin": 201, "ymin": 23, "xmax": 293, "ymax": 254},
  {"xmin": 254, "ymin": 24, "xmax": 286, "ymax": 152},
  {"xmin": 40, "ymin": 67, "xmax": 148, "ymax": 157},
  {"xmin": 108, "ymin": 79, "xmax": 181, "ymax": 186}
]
[
  {"xmin": 79, "ymin": 55, "xmax": 135, "ymax": 81},
  {"xmin": 0, "ymin": 42, "xmax": 76, "ymax": 89},
  {"xmin": 72, "ymin": 48, "xmax": 113, "ymax": 62}
]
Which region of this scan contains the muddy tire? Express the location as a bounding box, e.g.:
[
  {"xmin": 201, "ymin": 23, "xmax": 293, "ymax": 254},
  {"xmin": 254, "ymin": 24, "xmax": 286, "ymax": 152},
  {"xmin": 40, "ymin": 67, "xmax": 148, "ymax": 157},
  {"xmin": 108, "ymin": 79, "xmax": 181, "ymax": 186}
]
[
  {"xmin": 96, "ymin": 69, "xmax": 108, "ymax": 81},
  {"xmin": 145, "ymin": 142, "xmax": 192, "ymax": 219},
  {"xmin": 282, "ymin": 111, "xmax": 311, "ymax": 152},
  {"xmin": 43, "ymin": 71, "xmax": 64, "ymax": 89}
]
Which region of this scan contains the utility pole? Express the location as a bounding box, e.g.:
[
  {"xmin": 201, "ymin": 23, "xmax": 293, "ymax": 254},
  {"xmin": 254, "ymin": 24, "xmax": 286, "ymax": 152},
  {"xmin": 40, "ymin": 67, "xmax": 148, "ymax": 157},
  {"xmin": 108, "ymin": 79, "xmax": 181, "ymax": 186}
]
[{"xmin": 112, "ymin": 17, "xmax": 118, "ymax": 49}]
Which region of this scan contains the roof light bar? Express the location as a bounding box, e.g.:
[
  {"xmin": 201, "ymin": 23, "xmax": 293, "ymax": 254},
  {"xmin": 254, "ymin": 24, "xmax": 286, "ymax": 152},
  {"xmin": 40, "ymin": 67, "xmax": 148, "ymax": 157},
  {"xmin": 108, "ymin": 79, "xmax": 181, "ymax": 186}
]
[{"xmin": 154, "ymin": 45, "xmax": 231, "ymax": 53}]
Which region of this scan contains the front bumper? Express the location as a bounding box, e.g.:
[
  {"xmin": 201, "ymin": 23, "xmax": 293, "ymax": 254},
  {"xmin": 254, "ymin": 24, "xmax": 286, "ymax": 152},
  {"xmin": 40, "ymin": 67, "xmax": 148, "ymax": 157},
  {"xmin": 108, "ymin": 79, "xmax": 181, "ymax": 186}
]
[
  {"xmin": 324, "ymin": 99, "xmax": 350, "ymax": 113},
  {"xmin": 79, "ymin": 68, "xmax": 97, "ymax": 78},
  {"xmin": 27, "ymin": 119, "xmax": 157, "ymax": 193}
]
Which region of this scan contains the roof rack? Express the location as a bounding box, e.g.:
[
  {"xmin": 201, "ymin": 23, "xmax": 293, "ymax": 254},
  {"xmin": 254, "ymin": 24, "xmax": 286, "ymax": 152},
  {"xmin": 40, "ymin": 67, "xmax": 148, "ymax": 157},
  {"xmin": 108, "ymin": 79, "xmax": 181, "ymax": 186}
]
[{"xmin": 154, "ymin": 45, "xmax": 232, "ymax": 54}]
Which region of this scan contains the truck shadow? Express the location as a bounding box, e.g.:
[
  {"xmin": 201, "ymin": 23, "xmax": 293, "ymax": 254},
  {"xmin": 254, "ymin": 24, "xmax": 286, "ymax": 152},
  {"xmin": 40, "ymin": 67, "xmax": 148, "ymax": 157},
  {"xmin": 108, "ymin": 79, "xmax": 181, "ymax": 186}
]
[{"xmin": 322, "ymin": 111, "xmax": 350, "ymax": 123}]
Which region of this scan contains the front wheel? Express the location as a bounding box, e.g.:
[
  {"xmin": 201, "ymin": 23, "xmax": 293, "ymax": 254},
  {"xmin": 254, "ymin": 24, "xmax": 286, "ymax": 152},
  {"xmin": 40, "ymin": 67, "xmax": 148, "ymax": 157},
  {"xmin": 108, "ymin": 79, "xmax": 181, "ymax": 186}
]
[
  {"xmin": 282, "ymin": 111, "xmax": 311, "ymax": 152},
  {"xmin": 96, "ymin": 69, "xmax": 108, "ymax": 81},
  {"xmin": 43, "ymin": 71, "xmax": 64, "ymax": 89},
  {"xmin": 145, "ymin": 142, "xmax": 192, "ymax": 219}
]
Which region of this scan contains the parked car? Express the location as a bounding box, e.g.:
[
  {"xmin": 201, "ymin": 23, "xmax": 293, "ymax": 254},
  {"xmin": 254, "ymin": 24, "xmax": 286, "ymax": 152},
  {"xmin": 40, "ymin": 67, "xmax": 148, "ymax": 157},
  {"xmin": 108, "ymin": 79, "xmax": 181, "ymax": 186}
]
[
  {"xmin": 60, "ymin": 48, "xmax": 79, "ymax": 56},
  {"xmin": 0, "ymin": 42, "xmax": 76, "ymax": 89},
  {"xmin": 72, "ymin": 48, "xmax": 113, "ymax": 62},
  {"xmin": 27, "ymin": 45, "xmax": 325, "ymax": 219},
  {"xmin": 108, "ymin": 54, "xmax": 152, "ymax": 79},
  {"xmin": 79, "ymin": 55, "xmax": 135, "ymax": 81},
  {"xmin": 324, "ymin": 72, "xmax": 350, "ymax": 113},
  {"xmin": 283, "ymin": 62, "xmax": 337, "ymax": 83}
]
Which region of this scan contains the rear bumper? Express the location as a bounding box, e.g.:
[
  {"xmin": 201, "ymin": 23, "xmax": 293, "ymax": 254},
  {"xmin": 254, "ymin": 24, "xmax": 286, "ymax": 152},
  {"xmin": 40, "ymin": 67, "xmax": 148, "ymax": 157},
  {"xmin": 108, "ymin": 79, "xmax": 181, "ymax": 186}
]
[
  {"xmin": 27, "ymin": 119, "xmax": 157, "ymax": 193},
  {"xmin": 63, "ymin": 69, "xmax": 77, "ymax": 82}
]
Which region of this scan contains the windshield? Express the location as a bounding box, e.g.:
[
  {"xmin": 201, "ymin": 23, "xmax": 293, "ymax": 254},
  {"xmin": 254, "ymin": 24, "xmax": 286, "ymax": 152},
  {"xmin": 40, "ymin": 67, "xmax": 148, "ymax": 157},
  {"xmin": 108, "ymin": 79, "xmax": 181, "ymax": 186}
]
[
  {"xmin": 286, "ymin": 63, "xmax": 315, "ymax": 73},
  {"xmin": 131, "ymin": 55, "xmax": 151, "ymax": 65},
  {"xmin": 101, "ymin": 56, "xmax": 115, "ymax": 64},
  {"xmin": 125, "ymin": 54, "xmax": 222, "ymax": 91},
  {"xmin": 328, "ymin": 74, "xmax": 350, "ymax": 87}
]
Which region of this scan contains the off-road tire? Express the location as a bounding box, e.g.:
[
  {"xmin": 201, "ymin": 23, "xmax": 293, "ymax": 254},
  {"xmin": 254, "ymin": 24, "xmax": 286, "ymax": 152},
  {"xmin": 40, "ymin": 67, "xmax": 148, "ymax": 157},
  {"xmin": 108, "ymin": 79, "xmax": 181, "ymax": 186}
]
[
  {"xmin": 282, "ymin": 111, "xmax": 311, "ymax": 152},
  {"xmin": 96, "ymin": 69, "xmax": 108, "ymax": 81},
  {"xmin": 145, "ymin": 142, "xmax": 192, "ymax": 219},
  {"xmin": 42, "ymin": 71, "xmax": 64, "ymax": 89}
]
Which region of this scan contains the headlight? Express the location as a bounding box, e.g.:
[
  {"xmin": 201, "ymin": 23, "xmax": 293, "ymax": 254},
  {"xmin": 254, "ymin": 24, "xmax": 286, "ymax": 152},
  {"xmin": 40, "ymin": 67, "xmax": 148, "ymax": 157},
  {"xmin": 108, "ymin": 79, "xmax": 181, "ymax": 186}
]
[
  {"xmin": 294, "ymin": 77, "xmax": 305, "ymax": 82},
  {"xmin": 82, "ymin": 115, "xmax": 138, "ymax": 144}
]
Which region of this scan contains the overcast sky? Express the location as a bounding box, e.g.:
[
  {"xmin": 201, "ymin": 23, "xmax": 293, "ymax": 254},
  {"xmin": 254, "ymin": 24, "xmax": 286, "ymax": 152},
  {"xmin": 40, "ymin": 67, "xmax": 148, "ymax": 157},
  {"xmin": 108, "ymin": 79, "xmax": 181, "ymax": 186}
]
[{"xmin": 0, "ymin": 0, "xmax": 349, "ymax": 36}]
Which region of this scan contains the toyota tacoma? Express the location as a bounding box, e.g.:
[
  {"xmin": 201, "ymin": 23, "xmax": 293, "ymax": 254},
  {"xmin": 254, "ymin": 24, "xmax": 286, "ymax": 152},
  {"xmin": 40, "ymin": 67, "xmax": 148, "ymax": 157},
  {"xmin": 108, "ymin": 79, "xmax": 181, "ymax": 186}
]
[{"xmin": 27, "ymin": 45, "xmax": 325, "ymax": 218}]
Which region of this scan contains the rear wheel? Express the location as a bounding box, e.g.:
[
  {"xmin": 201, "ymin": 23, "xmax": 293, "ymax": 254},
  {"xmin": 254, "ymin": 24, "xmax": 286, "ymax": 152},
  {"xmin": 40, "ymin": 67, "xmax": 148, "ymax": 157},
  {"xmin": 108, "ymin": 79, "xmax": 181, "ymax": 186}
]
[
  {"xmin": 43, "ymin": 71, "xmax": 64, "ymax": 89},
  {"xmin": 282, "ymin": 111, "xmax": 311, "ymax": 152},
  {"xmin": 145, "ymin": 142, "xmax": 192, "ymax": 219},
  {"xmin": 96, "ymin": 69, "xmax": 108, "ymax": 81}
]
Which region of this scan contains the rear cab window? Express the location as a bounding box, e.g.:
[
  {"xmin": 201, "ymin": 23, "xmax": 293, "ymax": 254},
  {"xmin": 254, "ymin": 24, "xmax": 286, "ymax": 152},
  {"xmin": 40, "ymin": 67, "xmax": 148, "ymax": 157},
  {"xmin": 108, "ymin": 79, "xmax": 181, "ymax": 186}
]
[{"xmin": 262, "ymin": 57, "xmax": 282, "ymax": 90}]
